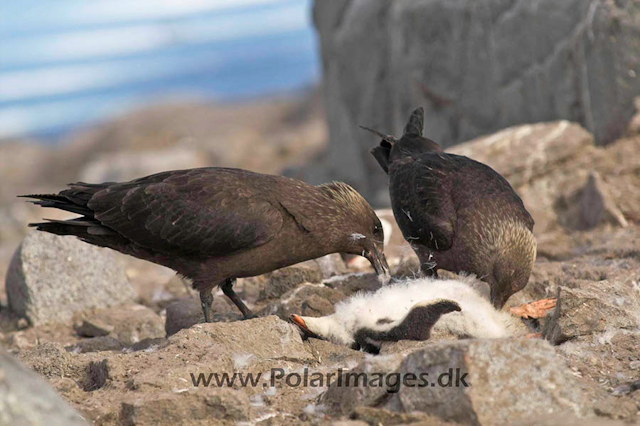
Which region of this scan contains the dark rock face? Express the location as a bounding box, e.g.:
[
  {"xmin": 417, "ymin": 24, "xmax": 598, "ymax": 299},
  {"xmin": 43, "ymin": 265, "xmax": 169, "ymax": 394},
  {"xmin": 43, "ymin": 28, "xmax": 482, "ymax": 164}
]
[{"xmin": 311, "ymin": 0, "xmax": 640, "ymax": 201}]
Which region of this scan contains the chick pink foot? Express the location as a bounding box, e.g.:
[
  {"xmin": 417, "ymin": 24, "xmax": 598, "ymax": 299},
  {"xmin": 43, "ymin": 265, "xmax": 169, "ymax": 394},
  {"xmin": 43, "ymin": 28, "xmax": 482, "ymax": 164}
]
[{"xmin": 510, "ymin": 298, "xmax": 557, "ymax": 319}]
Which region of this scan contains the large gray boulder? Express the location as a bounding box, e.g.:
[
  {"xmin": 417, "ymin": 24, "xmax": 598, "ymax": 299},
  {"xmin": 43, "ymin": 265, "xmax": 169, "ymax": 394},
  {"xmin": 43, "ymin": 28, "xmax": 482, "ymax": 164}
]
[
  {"xmin": 0, "ymin": 348, "xmax": 88, "ymax": 426},
  {"xmin": 311, "ymin": 0, "xmax": 640, "ymax": 203},
  {"xmin": 324, "ymin": 339, "xmax": 595, "ymax": 425},
  {"xmin": 6, "ymin": 232, "xmax": 136, "ymax": 325}
]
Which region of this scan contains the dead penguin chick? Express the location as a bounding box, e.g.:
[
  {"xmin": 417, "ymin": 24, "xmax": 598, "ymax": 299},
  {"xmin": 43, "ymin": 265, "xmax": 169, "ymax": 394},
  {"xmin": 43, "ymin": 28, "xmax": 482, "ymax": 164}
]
[
  {"xmin": 22, "ymin": 167, "xmax": 389, "ymax": 322},
  {"xmin": 291, "ymin": 276, "xmax": 554, "ymax": 353},
  {"xmin": 363, "ymin": 107, "xmax": 536, "ymax": 308}
]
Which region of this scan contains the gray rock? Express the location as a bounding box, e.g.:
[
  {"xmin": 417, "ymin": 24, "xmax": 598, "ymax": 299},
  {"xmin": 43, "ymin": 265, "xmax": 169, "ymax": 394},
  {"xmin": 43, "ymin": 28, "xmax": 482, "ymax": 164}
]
[
  {"xmin": 66, "ymin": 336, "xmax": 124, "ymax": 354},
  {"xmin": 305, "ymin": 338, "xmax": 365, "ymax": 367},
  {"xmin": 169, "ymin": 316, "xmax": 314, "ymax": 364},
  {"xmin": 351, "ymin": 407, "xmax": 456, "ymax": 426},
  {"xmin": 385, "ymin": 339, "xmax": 592, "ymax": 425},
  {"xmin": 324, "ymin": 272, "xmax": 382, "ymax": 295},
  {"xmin": 0, "ymin": 348, "xmax": 88, "ymax": 426},
  {"xmin": 120, "ymin": 391, "xmax": 250, "ymax": 425},
  {"xmin": 556, "ymin": 285, "xmax": 639, "ymax": 338},
  {"xmin": 512, "ymin": 414, "xmax": 628, "ymax": 426},
  {"xmin": 129, "ymin": 338, "xmax": 167, "ymax": 352},
  {"xmin": 325, "ymin": 339, "xmax": 594, "ymax": 424},
  {"xmin": 6, "ymin": 232, "xmax": 136, "ymax": 325},
  {"xmin": 257, "ymin": 262, "xmax": 324, "ymax": 301},
  {"xmin": 164, "ymin": 296, "xmax": 240, "ymax": 336},
  {"xmin": 379, "ymin": 340, "xmax": 430, "ymax": 355},
  {"xmin": 261, "ymin": 284, "xmax": 346, "ymax": 318},
  {"xmin": 311, "ymin": 0, "xmax": 640, "ymax": 201},
  {"xmin": 164, "ymin": 297, "xmax": 202, "ymax": 336},
  {"xmin": 74, "ymin": 319, "xmax": 114, "ymax": 338},
  {"xmin": 321, "ymin": 353, "xmax": 406, "ymax": 415},
  {"xmin": 75, "ymin": 304, "xmax": 165, "ymax": 346}
]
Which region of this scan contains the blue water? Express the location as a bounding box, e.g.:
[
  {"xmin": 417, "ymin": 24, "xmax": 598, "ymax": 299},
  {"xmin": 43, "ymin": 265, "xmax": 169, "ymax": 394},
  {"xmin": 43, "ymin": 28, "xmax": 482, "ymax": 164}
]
[{"xmin": 0, "ymin": 0, "xmax": 319, "ymax": 140}]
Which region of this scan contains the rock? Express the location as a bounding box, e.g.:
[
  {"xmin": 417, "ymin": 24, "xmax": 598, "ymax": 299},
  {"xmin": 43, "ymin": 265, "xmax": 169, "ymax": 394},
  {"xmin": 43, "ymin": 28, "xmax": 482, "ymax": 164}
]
[
  {"xmin": 379, "ymin": 340, "xmax": 430, "ymax": 355},
  {"xmin": 325, "ymin": 339, "xmax": 596, "ymax": 424},
  {"xmin": 331, "ymin": 421, "xmax": 369, "ymax": 426},
  {"xmin": 6, "ymin": 232, "xmax": 135, "ymax": 325},
  {"xmin": 18, "ymin": 342, "xmax": 73, "ymax": 379},
  {"xmin": 66, "ymin": 336, "xmax": 124, "ymax": 354},
  {"xmin": 578, "ymin": 171, "xmax": 628, "ymax": 229},
  {"xmin": 257, "ymin": 262, "xmax": 323, "ymax": 301},
  {"xmin": 75, "ymin": 304, "xmax": 164, "ymax": 346},
  {"xmin": 512, "ymin": 414, "xmax": 628, "ymax": 426},
  {"xmin": 121, "ymin": 316, "xmax": 317, "ymax": 395},
  {"xmin": 612, "ymin": 380, "xmax": 640, "ymax": 396},
  {"xmin": 164, "ymin": 297, "xmax": 202, "ymax": 336},
  {"xmin": 120, "ymin": 390, "xmax": 250, "ymax": 425},
  {"xmin": 121, "ymin": 257, "xmax": 182, "ymax": 310},
  {"xmin": 511, "ymin": 252, "xmax": 640, "ymax": 338},
  {"xmin": 305, "ymin": 338, "xmax": 365, "ymax": 368},
  {"xmin": 6, "ymin": 331, "xmax": 36, "ymax": 352},
  {"xmin": 352, "ymin": 407, "xmax": 456, "ymax": 426},
  {"xmin": 324, "ymin": 273, "xmax": 382, "ymax": 295},
  {"xmin": 161, "ymin": 274, "xmax": 193, "ymax": 297},
  {"xmin": 311, "ymin": 0, "xmax": 640, "ymax": 201},
  {"xmin": 384, "ymin": 339, "xmax": 592, "ymax": 425},
  {"xmin": 321, "ymin": 353, "xmax": 406, "ymax": 415},
  {"xmin": 556, "ymin": 285, "xmax": 639, "ymax": 338},
  {"xmin": 261, "ymin": 284, "xmax": 346, "ymax": 318},
  {"xmin": 170, "ymin": 316, "xmax": 313, "ymax": 364},
  {"xmin": 129, "ymin": 338, "xmax": 167, "ymax": 352},
  {"xmin": 0, "ymin": 348, "xmax": 88, "ymax": 426},
  {"xmin": 164, "ymin": 296, "xmax": 240, "ymax": 336},
  {"xmin": 74, "ymin": 319, "xmax": 114, "ymax": 338},
  {"xmin": 16, "ymin": 318, "xmax": 29, "ymax": 330}
]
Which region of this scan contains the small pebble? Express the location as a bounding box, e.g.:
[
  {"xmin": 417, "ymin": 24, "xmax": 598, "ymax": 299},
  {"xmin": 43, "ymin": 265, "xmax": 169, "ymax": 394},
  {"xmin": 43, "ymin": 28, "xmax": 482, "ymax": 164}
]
[{"xmin": 17, "ymin": 318, "xmax": 29, "ymax": 330}]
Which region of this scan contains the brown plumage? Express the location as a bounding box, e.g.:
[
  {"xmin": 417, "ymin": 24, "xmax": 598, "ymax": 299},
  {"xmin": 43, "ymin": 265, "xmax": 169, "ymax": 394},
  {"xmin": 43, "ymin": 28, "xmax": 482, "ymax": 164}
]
[
  {"xmin": 22, "ymin": 167, "xmax": 389, "ymax": 321},
  {"xmin": 364, "ymin": 107, "xmax": 536, "ymax": 308}
]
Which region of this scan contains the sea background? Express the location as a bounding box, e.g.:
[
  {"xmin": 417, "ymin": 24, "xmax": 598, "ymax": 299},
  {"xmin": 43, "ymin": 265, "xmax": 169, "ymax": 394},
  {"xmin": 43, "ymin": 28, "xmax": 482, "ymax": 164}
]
[{"xmin": 0, "ymin": 0, "xmax": 319, "ymax": 140}]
